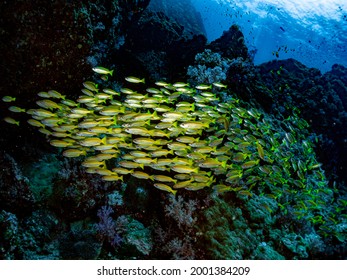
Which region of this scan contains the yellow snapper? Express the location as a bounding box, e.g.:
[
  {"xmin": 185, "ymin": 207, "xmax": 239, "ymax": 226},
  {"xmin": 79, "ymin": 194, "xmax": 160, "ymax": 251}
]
[
  {"xmin": 131, "ymin": 171, "xmax": 154, "ymax": 180},
  {"xmin": 125, "ymin": 76, "xmax": 145, "ymax": 84},
  {"xmin": 102, "ymin": 175, "xmax": 123, "ymax": 182},
  {"xmin": 92, "ymin": 66, "xmax": 114, "ymax": 76},
  {"xmin": 47, "ymin": 90, "xmax": 65, "ymax": 99},
  {"xmin": 2, "ymin": 96, "xmax": 16, "ymax": 102},
  {"xmin": 79, "ymin": 137, "xmax": 107, "ymax": 147},
  {"xmin": 62, "ymin": 149, "xmax": 87, "ymax": 157},
  {"xmin": 8, "ymin": 106, "xmax": 26, "ymax": 113},
  {"xmin": 171, "ymin": 165, "xmax": 199, "ymax": 174},
  {"xmin": 153, "ymin": 183, "xmax": 177, "ymax": 195},
  {"xmin": 4, "ymin": 117, "xmax": 19, "ymax": 126}
]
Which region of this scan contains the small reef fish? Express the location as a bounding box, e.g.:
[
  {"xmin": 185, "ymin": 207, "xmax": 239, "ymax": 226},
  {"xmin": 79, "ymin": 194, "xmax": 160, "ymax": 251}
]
[
  {"xmin": 118, "ymin": 160, "xmax": 144, "ymax": 169},
  {"xmin": 8, "ymin": 106, "xmax": 26, "ymax": 113},
  {"xmin": 83, "ymin": 81, "xmax": 98, "ymax": 92},
  {"xmin": 112, "ymin": 167, "xmax": 134, "ymax": 175},
  {"xmin": 4, "ymin": 117, "xmax": 19, "ymax": 126},
  {"xmin": 195, "ymin": 84, "xmax": 212, "ymax": 90},
  {"xmin": 155, "ymin": 81, "xmax": 169, "ymax": 87},
  {"xmin": 153, "ymin": 183, "xmax": 177, "ymax": 195},
  {"xmin": 131, "ymin": 171, "xmax": 154, "ymax": 180},
  {"xmin": 92, "ymin": 66, "xmax": 114, "ymax": 76},
  {"xmin": 125, "ymin": 76, "xmax": 145, "ymax": 84},
  {"xmin": 102, "ymin": 88, "xmax": 120, "ymax": 96},
  {"xmin": 171, "ymin": 165, "xmax": 199, "ymax": 174},
  {"xmin": 153, "ymin": 175, "xmax": 177, "ymax": 184},
  {"xmin": 50, "ymin": 140, "xmax": 73, "ymax": 148},
  {"xmin": 36, "ymin": 99, "xmax": 61, "ymax": 110},
  {"xmin": 212, "ymin": 82, "xmax": 227, "ymax": 88},
  {"xmin": 173, "ymin": 82, "xmax": 189, "ymax": 88},
  {"xmin": 48, "ymin": 90, "xmax": 65, "ymax": 99},
  {"xmin": 2, "ymin": 96, "xmax": 16, "ymax": 102},
  {"xmin": 37, "ymin": 92, "xmax": 51, "ymax": 98},
  {"xmin": 79, "ymin": 137, "xmax": 107, "ymax": 147},
  {"xmin": 27, "ymin": 119, "xmax": 45, "ymax": 128},
  {"xmin": 32, "ymin": 109, "xmax": 56, "ymax": 118},
  {"xmin": 180, "ymin": 121, "xmax": 209, "ymax": 130},
  {"xmin": 102, "ymin": 175, "xmax": 123, "ymax": 181},
  {"xmin": 62, "ymin": 149, "xmax": 87, "ymax": 157}
]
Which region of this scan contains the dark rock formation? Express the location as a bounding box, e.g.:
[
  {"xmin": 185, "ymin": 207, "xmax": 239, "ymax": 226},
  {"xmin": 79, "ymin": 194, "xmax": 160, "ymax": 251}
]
[
  {"xmin": 121, "ymin": 10, "xmax": 207, "ymax": 81},
  {"xmin": 209, "ymin": 25, "xmax": 250, "ymax": 61},
  {"xmin": 148, "ymin": 0, "xmax": 206, "ymax": 38}
]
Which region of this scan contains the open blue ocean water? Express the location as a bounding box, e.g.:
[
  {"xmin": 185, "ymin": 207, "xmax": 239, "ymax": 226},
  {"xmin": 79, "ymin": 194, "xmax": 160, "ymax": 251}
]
[{"xmin": 191, "ymin": 0, "xmax": 347, "ymax": 73}]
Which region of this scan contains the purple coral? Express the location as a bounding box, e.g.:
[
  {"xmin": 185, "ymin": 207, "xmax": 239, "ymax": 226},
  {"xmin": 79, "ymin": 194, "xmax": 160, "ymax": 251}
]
[{"xmin": 95, "ymin": 206, "xmax": 122, "ymax": 247}]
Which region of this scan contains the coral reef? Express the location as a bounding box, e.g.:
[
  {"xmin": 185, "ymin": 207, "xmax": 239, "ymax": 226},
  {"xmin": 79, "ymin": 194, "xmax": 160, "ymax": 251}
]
[
  {"xmin": 115, "ymin": 215, "xmax": 153, "ymax": 258},
  {"xmin": 187, "ymin": 49, "xmax": 231, "ymax": 85},
  {"xmin": 3, "ymin": 69, "xmax": 345, "ymax": 259},
  {"xmin": 0, "ymin": 209, "xmax": 60, "ymax": 259},
  {"xmin": 0, "ymin": 0, "xmax": 346, "ymax": 261},
  {"xmin": 95, "ymin": 205, "xmax": 122, "ymax": 247},
  {"xmin": 0, "ymin": 152, "xmax": 35, "ymax": 215}
]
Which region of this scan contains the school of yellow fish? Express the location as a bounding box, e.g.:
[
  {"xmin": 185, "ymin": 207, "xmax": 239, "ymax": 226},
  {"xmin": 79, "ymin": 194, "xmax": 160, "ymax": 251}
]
[{"xmin": 2, "ymin": 67, "xmax": 323, "ymax": 197}]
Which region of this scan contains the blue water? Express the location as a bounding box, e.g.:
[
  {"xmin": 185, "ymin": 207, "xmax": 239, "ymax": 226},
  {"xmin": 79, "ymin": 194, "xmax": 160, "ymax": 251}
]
[{"xmin": 191, "ymin": 0, "xmax": 347, "ymax": 73}]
